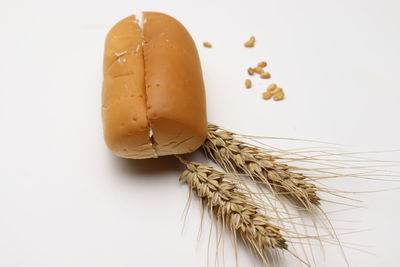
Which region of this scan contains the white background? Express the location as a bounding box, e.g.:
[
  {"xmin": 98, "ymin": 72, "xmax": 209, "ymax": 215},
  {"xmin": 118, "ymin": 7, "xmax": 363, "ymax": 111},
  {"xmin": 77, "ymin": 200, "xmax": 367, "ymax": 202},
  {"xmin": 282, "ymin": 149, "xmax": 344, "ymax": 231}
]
[{"xmin": 0, "ymin": 0, "xmax": 399, "ymax": 266}]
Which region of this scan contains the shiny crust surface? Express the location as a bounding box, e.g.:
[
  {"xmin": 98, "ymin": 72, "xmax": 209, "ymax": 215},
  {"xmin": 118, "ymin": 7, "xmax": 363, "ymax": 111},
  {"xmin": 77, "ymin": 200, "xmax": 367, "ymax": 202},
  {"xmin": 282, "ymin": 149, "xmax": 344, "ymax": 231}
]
[
  {"xmin": 102, "ymin": 15, "xmax": 156, "ymax": 158},
  {"xmin": 102, "ymin": 12, "xmax": 207, "ymax": 158}
]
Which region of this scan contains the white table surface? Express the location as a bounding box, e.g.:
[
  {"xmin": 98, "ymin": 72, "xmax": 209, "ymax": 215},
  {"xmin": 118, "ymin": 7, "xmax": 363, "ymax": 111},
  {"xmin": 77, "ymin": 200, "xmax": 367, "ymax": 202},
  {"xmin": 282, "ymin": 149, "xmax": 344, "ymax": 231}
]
[{"xmin": 1, "ymin": 0, "xmax": 399, "ymax": 266}]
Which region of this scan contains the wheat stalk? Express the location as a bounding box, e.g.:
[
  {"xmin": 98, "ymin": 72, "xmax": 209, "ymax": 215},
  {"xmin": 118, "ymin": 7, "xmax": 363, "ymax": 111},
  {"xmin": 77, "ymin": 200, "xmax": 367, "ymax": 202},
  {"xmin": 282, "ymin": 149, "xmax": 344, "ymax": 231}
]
[
  {"xmin": 203, "ymin": 124, "xmax": 320, "ymax": 208},
  {"xmin": 177, "ymin": 155, "xmax": 288, "ymax": 264}
]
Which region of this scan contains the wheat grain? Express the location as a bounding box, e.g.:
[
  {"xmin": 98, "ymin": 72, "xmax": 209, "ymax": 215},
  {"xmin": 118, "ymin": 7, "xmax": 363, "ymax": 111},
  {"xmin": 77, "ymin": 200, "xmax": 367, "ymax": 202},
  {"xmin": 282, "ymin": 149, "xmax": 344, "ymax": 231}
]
[
  {"xmin": 267, "ymin": 83, "xmax": 277, "ymax": 92},
  {"xmin": 258, "ymin": 61, "xmax": 268, "ymax": 68},
  {"xmin": 203, "ymin": 41, "xmax": 212, "ymax": 48},
  {"xmin": 254, "ymin": 66, "xmax": 263, "ymax": 74},
  {"xmin": 244, "ymin": 36, "xmax": 256, "ymax": 47},
  {"xmin": 262, "ymin": 91, "xmax": 273, "ymax": 100},
  {"xmin": 245, "ymin": 79, "xmax": 252, "ymax": 88},
  {"xmin": 203, "ymin": 124, "xmax": 320, "ymax": 208},
  {"xmin": 273, "ymin": 92, "xmax": 285, "ymax": 101},
  {"xmin": 260, "ymin": 72, "xmax": 271, "ymax": 79}
]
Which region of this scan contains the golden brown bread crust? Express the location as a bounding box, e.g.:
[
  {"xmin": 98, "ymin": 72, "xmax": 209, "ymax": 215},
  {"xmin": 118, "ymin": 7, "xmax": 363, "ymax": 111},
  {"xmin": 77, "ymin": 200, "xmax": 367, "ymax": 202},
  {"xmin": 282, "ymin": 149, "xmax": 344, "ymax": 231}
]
[
  {"xmin": 102, "ymin": 12, "xmax": 207, "ymax": 159},
  {"xmin": 102, "ymin": 15, "xmax": 156, "ymax": 159},
  {"xmin": 142, "ymin": 12, "xmax": 207, "ymax": 156}
]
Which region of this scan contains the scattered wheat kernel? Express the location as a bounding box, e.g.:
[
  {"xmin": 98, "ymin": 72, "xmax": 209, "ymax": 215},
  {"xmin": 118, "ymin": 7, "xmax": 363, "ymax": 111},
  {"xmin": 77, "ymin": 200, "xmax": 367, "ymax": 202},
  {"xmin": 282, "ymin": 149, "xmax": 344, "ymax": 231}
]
[
  {"xmin": 262, "ymin": 91, "xmax": 273, "ymax": 100},
  {"xmin": 267, "ymin": 83, "xmax": 277, "ymax": 92},
  {"xmin": 244, "ymin": 36, "xmax": 256, "ymax": 47},
  {"xmin": 271, "ymin": 87, "xmax": 283, "ymax": 95},
  {"xmin": 258, "ymin": 61, "xmax": 267, "ymax": 68},
  {"xmin": 273, "ymin": 92, "xmax": 285, "ymax": 101},
  {"xmin": 254, "ymin": 66, "xmax": 263, "ymax": 74},
  {"xmin": 245, "ymin": 79, "xmax": 252, "ymax": 88},
  {"xmin": 260, "ymin": 72, "xmax": 271, "ymax": 79},
  {"xmin": 203, "ymin": 42, "xmax": 212, "ymax": 48},
  {"xmin": 247, "ymin": 67, "xmax": 254, "ymax": 75}
]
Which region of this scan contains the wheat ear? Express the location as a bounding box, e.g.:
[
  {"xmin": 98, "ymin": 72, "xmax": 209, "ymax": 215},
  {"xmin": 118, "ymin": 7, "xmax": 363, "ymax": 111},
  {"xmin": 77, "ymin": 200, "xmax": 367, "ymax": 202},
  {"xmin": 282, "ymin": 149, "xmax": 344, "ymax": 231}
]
[
  {"xmin": 176, "ymin": 155, "xmax": 288, "ymax": 264},
  {"xmin": 203, "ymin": 124, "xmax": 320, "ymax": 208}
]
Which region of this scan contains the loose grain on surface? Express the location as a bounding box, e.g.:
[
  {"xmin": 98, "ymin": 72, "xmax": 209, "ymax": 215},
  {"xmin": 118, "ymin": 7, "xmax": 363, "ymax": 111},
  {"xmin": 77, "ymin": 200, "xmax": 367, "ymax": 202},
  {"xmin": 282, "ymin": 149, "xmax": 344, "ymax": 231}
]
[
  {"xmin": 245, "ymin": 79, "xmax": 252, "ymax": 88},
  {"xmin": 244, "ymin": 36, "xmax": 256, "ymax": 47},
  {"xmin": 203, "ymin": 41, "xmax": 212, "ymax": 48},
  {"xmin": 260, "ymin": 72, "xmax": 271, "ymax": 79}
]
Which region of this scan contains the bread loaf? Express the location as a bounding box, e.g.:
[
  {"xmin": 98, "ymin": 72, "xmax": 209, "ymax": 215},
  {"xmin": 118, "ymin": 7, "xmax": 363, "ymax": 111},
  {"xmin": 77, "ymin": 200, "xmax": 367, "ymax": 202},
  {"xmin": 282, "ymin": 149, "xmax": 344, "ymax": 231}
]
[{"xmin": 102, "ymin": 12, "xmax": 207, "ymax": 159}]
